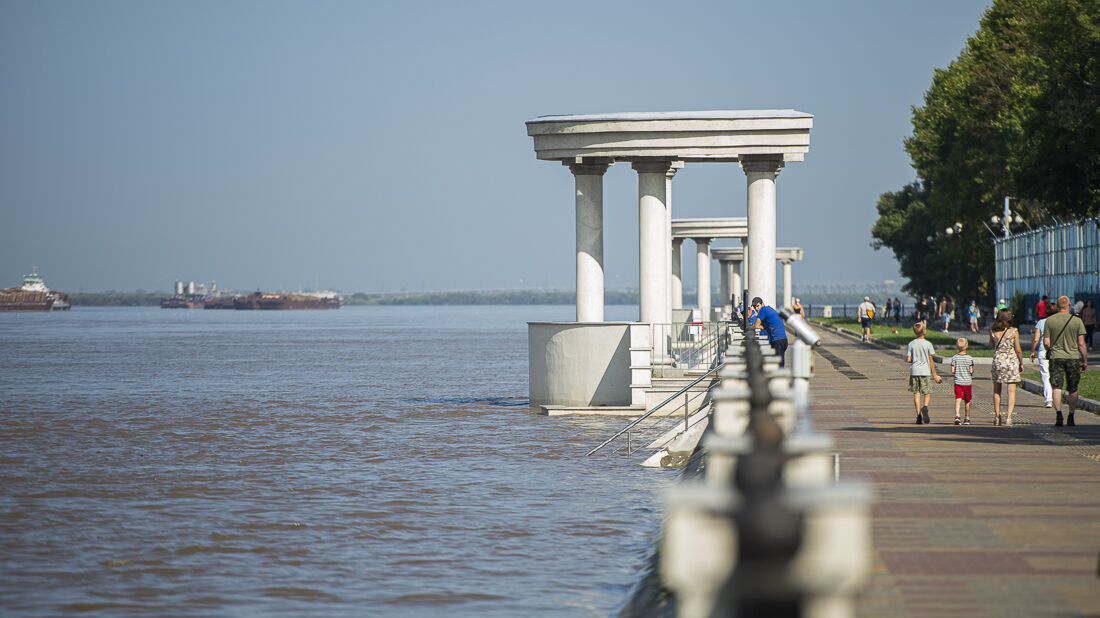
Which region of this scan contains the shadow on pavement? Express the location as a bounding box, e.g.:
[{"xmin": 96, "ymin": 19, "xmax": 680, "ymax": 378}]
[{"xmin": 831, "ymin": 423, "xmax": 1100, "ymax": 447}]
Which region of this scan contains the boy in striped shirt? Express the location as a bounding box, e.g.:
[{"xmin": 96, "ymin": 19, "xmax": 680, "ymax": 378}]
[{"xmin": 950, "ymin": 338, "xmax": 975, "ymax": 425}]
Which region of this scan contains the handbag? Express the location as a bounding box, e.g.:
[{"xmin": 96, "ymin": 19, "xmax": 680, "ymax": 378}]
[{"xmin": 1045, "ymin": 318, "xmax": 1072, "ymax": 361}]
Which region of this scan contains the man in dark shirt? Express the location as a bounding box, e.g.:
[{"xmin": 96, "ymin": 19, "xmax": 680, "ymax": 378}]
[{"xmin": 752, "ymin": 296, "xmax": 789, "ymax": 368}]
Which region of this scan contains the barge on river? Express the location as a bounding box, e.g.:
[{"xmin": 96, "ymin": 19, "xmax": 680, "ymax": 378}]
[{"xmin": 0, "ymin": 270, "xmax": 71, "ymax": 311}]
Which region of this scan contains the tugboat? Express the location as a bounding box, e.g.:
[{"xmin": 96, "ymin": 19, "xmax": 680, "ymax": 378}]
[{"xmin": 0, "ymin": 269, "xmax": 71, "ymax": 311}]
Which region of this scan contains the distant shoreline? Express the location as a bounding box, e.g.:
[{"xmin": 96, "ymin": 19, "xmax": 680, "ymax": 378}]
[{"xmin": 69, "ymin": 291, "xmax": 915, "ymax": 307}]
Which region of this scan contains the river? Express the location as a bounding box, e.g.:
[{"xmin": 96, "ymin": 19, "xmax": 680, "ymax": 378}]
[{"xmin": 0, "ymin": 304, "xmax": 677, "ymax": 616}]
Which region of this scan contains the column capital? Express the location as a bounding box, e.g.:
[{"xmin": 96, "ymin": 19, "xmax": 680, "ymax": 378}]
[
  {"xmin": 739, "ymin": 155, "xmax": 784, "ymax": 175},
  {"xmin": 672, "ymin": 237, "xmax": 684, "ymax": 247},
  {"xmin": 780, "ymin": 259, "xmax": 792, "ymax": 265},
  {"xmin": 631, "ymin": 160, "xmax": 678, "ymax": 175},
  {"xmin": 565, "ymin": 158, "xmax": 612, "ymax": 176},
  {"xmin": 693, "ymin": 237, "xmax": 712, "ymax": 247},
  {"xmin": 666, "ymin": 161, "xmax": 684, "ymax": 179}
]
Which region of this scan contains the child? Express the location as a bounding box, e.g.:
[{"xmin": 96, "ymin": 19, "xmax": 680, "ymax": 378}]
[
  {"xmin": 906, "ymin": 321, "xmax": 942, "ymax": 424},
  {"xmin": 949, "ymin": 338, "xmax": 975, "ymax": 425}
]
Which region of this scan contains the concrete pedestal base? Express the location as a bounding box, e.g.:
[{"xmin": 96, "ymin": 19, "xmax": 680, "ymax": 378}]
[{"xmin": 529, "ymin": 322, "xmax": 651, "ymax": 407}]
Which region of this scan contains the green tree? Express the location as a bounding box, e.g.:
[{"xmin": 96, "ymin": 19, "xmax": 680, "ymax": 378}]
[{"xmin": 873, "ymin": 0, "xmax": 1100, "ymax": 301}]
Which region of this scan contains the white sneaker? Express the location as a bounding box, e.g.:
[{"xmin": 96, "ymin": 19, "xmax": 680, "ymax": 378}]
[{"xmin": 1044, "ymin": 401, "xmax": 1053, "ymax": 408}]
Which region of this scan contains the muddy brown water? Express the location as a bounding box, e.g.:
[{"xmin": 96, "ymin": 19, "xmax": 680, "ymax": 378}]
[{"xmin": 1, "ymin": 305, "xmax": 674, "ymax": 616}]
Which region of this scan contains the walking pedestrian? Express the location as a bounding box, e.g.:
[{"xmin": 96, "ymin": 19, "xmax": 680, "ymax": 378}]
[
  {"xmin": 906, "ymin": 321, "xmax": 942, "ymax": 424},
  {"xmin": 949, "ymin": 338, "xmax": 975, "ymax": 425},
  {"xmin": 1037, "ymin": 295, "xmax": 1050, "ymax": 320},
  {"xmin": 916, "ymin": 296, "xmax": 930, "ymax": 327},
  {"xmin": 989, "ymin": 308, "xmax": 1023, "ymax": 426},
  {"xmin": 1043, "ymin": 296, "xmax": 1088, "ymax": 427},
  {"xmin": 967, "ymin": 300, "xmax": 980, "ymax": 333},
  {"xmin": 1028, "ymin": 302, "xmax": 1055, "ymax": 408},
  {"xmin": 857, "ymin": 296, "xmax": 875, "ymax": 342},
  {"xmin": 892, "ymin": 298, "xmax": 901, "ymax": 326},
  {"xmin": 1082, "ymin": 300, "xmax": 1096, "ymax": 351}
]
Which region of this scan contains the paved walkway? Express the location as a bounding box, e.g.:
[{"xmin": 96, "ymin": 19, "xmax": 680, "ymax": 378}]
[{"xmin": 806, "ymin": 327, "xmax": 1100, "ymax": 617}]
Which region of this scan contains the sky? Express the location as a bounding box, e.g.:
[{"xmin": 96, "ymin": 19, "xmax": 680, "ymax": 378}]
[{"xmin": 0, "ymin": 0, "xmax": 992, "ymax": 294}]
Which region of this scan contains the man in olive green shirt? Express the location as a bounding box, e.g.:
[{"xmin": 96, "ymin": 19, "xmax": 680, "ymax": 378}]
[{"xmin": 1043, "ymin": 296, "xmax": 1088, "ymax": 426}]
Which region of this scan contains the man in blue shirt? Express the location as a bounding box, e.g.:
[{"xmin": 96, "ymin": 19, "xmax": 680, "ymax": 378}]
[{"xmin": 752, "ymin": 296, "xmax": 789, "ymax": 368}]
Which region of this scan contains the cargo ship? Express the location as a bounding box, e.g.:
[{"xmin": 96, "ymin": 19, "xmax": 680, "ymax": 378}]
[
  {"xmin": 0, "ymin": 269, "xmax": 71, "ymax": 312},
  {"xmin": 202, "ymin": 296, "xmax": 236, "ymax": 309},
  {"xmin": 234, "ymin": 291, "xmax": 342, "ymax": 310},
  {"xmin": 161, "ymin": 296, "xmax": 205, "ymax": 309}
]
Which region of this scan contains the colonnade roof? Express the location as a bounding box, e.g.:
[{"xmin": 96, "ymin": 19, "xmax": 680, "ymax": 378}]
[
  {"xmin": 672, "ymin": 218, "xmax": 748, "ymax": 240},
  {"xmin": 711, "ymin": 247, "xmax": 805, "ymax": 261},
  {"xmin": 526, "ymin": 110, "xmax": 812, "ymax": 163}
]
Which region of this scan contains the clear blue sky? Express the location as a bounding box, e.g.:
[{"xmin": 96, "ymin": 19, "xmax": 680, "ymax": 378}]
[{"xmin": 0, "ymin": 0, "xmax": 991, "ymax": 294}]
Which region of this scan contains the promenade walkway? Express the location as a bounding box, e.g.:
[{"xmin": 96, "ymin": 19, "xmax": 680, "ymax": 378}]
[{"xmin": 806, "ymin": 327, "xmax": 1100, "ymax": 617}]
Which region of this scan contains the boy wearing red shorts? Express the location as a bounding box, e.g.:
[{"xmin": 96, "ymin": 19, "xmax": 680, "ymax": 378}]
[{"xmin": 949, "ymin": 338, "xmax": 975, "ymax": 425}]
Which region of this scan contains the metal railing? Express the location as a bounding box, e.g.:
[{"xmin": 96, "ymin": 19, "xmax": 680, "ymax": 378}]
[
  {"xmin": 586, "ymin": 361, "xmax": 725, "ymax": 457},
  {"xmin": 652, "ymin": 319, "xmax": 731, "ymax": 377}
]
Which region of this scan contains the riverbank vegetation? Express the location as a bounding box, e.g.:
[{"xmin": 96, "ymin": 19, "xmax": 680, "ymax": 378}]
[{"xmin": 71, "ymin": 293, "xmax": 165, "ymax": 306}]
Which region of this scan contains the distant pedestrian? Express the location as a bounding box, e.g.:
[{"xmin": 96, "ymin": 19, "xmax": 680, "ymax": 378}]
[
  {"xmin": 967, "ymin": 300, "xmax": 980, "ymax": 333},
  {"xmin": 857, "ymin": 296, "xmax": 875, "ymax": 342},
  {"xmin": 1082, "ymin": 300, "xmax": 1096, "ymax": 351},
  {"xmin": 989, "ymin": 308, "xmax": 1023, "ymax": 426},
  {"xmin": 792, "ymin": 298, "xmax": 803, "ymax": 317},
  {"xmin": 1037, "ymin": 295, "xmax": 1050, "ymax": 319},
  {"xmin": 995, "ymin": 298, "xmax": 1008, "ymax": 312},
  {"xmin": 949, "ymin": 338, "xmax": 975, "ymax": 425},
  {"xmin": 892, "ymin": 298, "xmax": 901, "ymax": 325},
  {"xmin": 916, "ymin": 296, "xmax": 930, "ymax": 327},
  {"xmin": 1043, "ymin": 296, "xmax": 1088, "ymax": 427},
  {"xmin": 941, "ymin": 296, "xmax": 955, "ymax": 333},
  {"xmin": 907, "ymin": 321, "xmax": 942, "ymax": 424},
  {"xmin": 751, "ymin": 297, "xmax": 789, "ymax": 368},
  {"xmin": 1028, "ymin": 302, "xmax": 1056, "ymax": 408}
]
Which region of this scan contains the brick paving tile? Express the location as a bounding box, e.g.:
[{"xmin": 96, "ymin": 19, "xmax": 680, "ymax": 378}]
[{"xmin": 806, "ymin": 327, "xmax": 1100, "ymax": 617}]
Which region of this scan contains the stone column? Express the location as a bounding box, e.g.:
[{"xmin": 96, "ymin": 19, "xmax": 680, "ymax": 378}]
[
  {"xmin": 742, "ymin": 157, "xmax": 783, "ymax": 306},
  {"xmin": 671, "ymin": 238, "xmax": 684, "ymax": 310},
  {"xmin": 782, "ymin": 259, "xmax": 794, "ymax": 310},
  {"xmin": 719, "ymin": 259, "xmax": 730, "ymax": 310},
  {"xmin": 664, "ymin": 166, "xmax": 680, "ymax": 324},
  {"xmin": 567, "ymin": 160, "xmax": 611, "ymax": 322},
  {"xmin": 730, "ymin": 260, "xmax": 742, "ymax": 307},
  {"xmin": 695, "ymin": 238, "xmax": 711, "ymax": 319},
  {"xmin": 633, "ymin": 161, "xmax": 675, "ymax": 323}
]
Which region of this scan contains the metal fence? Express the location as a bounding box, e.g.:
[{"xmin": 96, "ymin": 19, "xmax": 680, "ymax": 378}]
[
  {"xmin": 652, "ymin": 320, "xmax": 730, "ymax": 377},
  {"xmin": 994, "ymin": 217, "xmax": 1100, "ymax": 304}
]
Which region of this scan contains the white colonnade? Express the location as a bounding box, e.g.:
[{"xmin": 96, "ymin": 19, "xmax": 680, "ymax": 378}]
[
  {"xmin": 712, "ymin": 246, "xmax": 804, "ymax": 310},
  {"xmin": 778, "ymin": 248, "xmax": 805, "ymax": 309},
  {"xmin": 525, "ymin": 111, "xmax": 812, "ymax": 408},
  {"xmin": 671, "ymin": 218, "xmax": 747, "ymax": 319}
]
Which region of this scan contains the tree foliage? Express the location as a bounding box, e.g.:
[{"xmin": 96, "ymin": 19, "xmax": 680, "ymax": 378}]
[{"xmin": 873, "ymin": 0, "xmax": 1100, "ymax": 300}]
